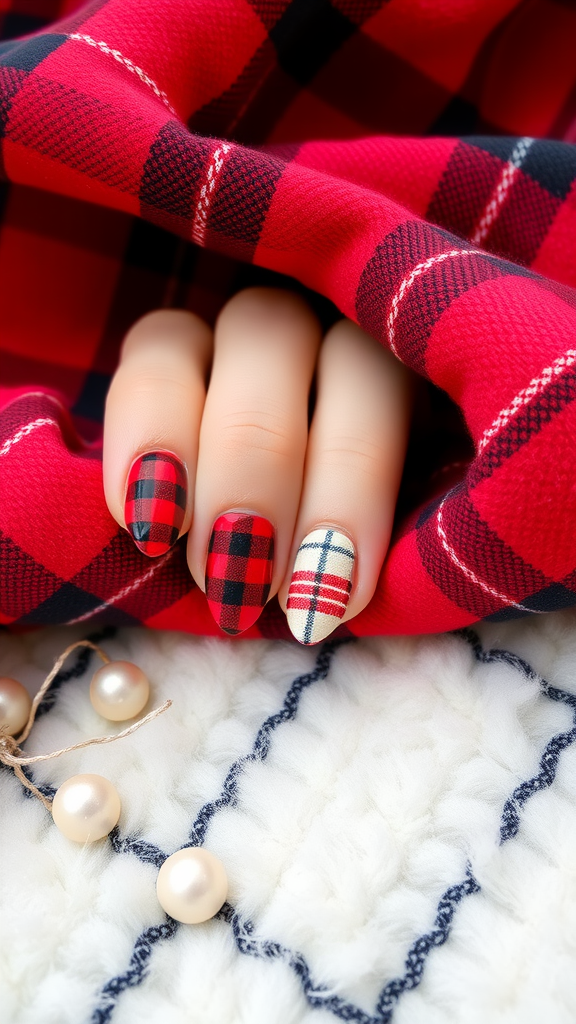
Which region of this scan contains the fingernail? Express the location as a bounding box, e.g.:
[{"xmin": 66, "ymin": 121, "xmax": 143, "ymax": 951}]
[
  {"xmin": 205, "ymin": 512, "xmax": 274, "ymax": 635},
  {"xmin": 124, "ymin": 451, "xmax": 187, "ymax": 557},
  {"xmin": 287, "ymin": 528, "xmax": 355, "ymax": 645}
]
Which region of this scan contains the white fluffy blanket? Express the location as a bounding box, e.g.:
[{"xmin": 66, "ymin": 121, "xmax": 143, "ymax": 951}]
[{"xmin": 2, "ymin": 613, "xmax": 576, "ymax": 1024}]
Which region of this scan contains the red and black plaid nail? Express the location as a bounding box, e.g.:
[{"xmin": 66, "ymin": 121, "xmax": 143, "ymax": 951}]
[
  {"xmin": 124, "ymin": 451, "xmax": 187, "ymax": 557},
  {"xmin": 205, "ymin": 512, "xmax": 274, "ymax": 635}
]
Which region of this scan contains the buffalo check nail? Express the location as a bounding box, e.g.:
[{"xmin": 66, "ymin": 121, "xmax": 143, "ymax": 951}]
[
  {"xmin": 124, "ymin": 451, "xmax": 187, "ymax": 557},
  {"xmin": 205, "ymin": 512, "xmax": 274, "ymax": 635},
  {"xmin": 287, "ymin": 528, "xmax": 355, "ymax": 645}
]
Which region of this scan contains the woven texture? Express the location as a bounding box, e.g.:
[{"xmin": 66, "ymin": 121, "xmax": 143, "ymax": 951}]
[{"xmin": 2, "ymin": 0, "xmax": 576, "ymax": 637}]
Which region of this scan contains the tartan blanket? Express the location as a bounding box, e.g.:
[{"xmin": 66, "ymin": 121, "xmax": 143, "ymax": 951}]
[{"xmin": 2, "ymin": 0, "xmax": 576, "ymax": 638}]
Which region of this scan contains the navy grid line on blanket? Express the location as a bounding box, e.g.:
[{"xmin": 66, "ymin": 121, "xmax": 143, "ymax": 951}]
[
  {"xmin": 457, "ymin": 628, "xmax": 576, "ymax": 844},
  {"xmin": 8, "ymin": 630, "xmax": 576, "ymax": 1023}
]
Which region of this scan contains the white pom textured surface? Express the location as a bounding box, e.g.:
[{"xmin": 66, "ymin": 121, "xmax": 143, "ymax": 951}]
[{"xmin": 2, "ymin": 612, "xmax": 576, "ymax": 1024}]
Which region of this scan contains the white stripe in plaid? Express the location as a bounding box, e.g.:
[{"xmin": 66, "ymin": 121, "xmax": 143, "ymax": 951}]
[{"xmin": 287, "ymin": 528, "xmax": 355, "ymax": 645}]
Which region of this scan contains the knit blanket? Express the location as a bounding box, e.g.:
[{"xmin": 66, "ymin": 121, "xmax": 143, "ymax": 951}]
[
  {"xmin": 2, "ymin": 0, "xmax": 576, "ymax": 638},
  {"xmin": 2, "ymin": 615, "xmax": 576, "ymax": 1022}
]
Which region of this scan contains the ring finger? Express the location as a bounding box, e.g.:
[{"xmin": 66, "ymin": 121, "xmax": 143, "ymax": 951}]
[{"xmin": 278, "ymin": 318, "xmax": 412, "ymax": 644}]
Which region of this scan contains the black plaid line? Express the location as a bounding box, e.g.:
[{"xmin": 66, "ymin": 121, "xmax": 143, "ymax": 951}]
[
  {"xmin": 188, "ymin": 39, "xmax": 280, "ymax": 142},
  {"xmin": 464, "ymin": 136, "xmax": 576, "ymax": 204},
  {"xmin": 0, "ymin": 179, "xmax": 9, "ymax": 221},
  {"xmin": 130, "ymin": 520, "xmax": 152, "ymax": 543},
  {"xmin": 429, "ymin": 96, "xmax": 483, "ymax": 136},
  {"xmin": 206, "ymin": 148, "xmax": 284, "ymax": 258},
  {"xmin": 208, "ymin": 527, "xmax": 236, "ymax": 556},
  {"xmin": 302, "ymin": 529, "xmax": 334, "ymax": 645},
  {"xmin": 428, "ymin": 2, "xmax": 528, "ymax": 138},
  {"xmin": 468, "ymin": 369, "xmax": 576, "ymax": 489},
  {"xmin": 298, "ymin": 537, "xmax": 354, "ymax": 559},
  {"xmin": 189, "ymin": 3, "xmax": 388, "ymax": 144},
  {"xmin": 17, "ymin": 582, "xmax": 108, "ymax": 626},
  {"xmin": 70, "ymin": 370, "xmax": 111, "ymax": 425},
  {"xmin": 426, "ymin": 140, "xmax": 512, "ymax": 241},
  {"xmin": 222, "ymin": 578, "xmax": 247, "ymax": 606},
  {"xmin": 0, "ymin": 13, "xmax": 49, "ymax": 41},
  {"xmin": 230, "ymin": 63, "xmax": 300, "ymax": 144},
  {"xmin": 464, "ymin": 137, "xmax": 521, "ymax": 163},
  {"xmin": 356, "ymin": 221, "xmax": 458, "ymax": 348},
  {"xmin": 416, "ymin": 492, "xmax": 548, "ymax": 620},
  {"xmin": 131, "ymin": 479, "xmax": 186, "ymax": 506},
  {"xmin": 131, "ymin": 520, "xmax": 178, "ymax": 547},
  {"xmin": 520, "ymin": 139, "xmax": 576, "ymax": 202},
  {"xmin": 140, "ymin": 122, "xmax": 212, "ymax": 222},
  {"xmin": 125, "ymin": 217, "xmax": 186, "ymax": 274},
  {"xmin": 0, "ymin": 31, "xmax": 67, "ymax": 72},
  {"xmin": 269, "ymin": 0, "xmax": 357, "ymax": 85},
  {"xmin": 228, "ymin": 530, "xmax": 253, "ymax": 557},
  {"xmin": 70, "ymin": 532, "xmax": 194, "ymax": 621},
  {"xmin": 558, "ymin": 563, "xmax": 576, "ymax": 600},
  {"xmin": 0, "ymin": 530, "xmax": 62, "ymax": 618},
  {"xmin": 312, "ymin": 31, "xmax": 450, "ymax": 135},
  {"xmin": 0, "ymin": 65, "xmax": 26, "ymax": 141},
  {"xmin": 486, "ymin": 582, "xmax": 576, "ymax": 621},
  {"xmin": 7, "ymin": 80, "xmax": 140, "ymax": 190},
  {"xmin": 356, "ymin": 221, "xmax": 534, "ymax": 374},
  {"xmin": 72, "ymin": 218, "xmax": 202, "ymax": 427}
]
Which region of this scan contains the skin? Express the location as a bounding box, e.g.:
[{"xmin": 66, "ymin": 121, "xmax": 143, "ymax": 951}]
[{"xmin": 103, "ymin": 287, "xmax": 412, "ymax": 638}]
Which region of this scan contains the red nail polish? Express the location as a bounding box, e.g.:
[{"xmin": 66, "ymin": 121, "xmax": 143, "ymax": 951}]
[
  {"xmin": 205, "ymin": 512, "xmax": 274, "ymax": 635},
  {"xmin": 124, "ymin": 451, "xmax": 187, "ymax": 557}
]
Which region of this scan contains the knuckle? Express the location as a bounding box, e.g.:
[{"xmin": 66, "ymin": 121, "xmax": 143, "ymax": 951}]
[
  {"xmin": 218, "ymin": 412, "xmax": 299, "ymax": 460},
  {"xmin": 118, "ymin": 365, "xmax": 192, "ymax": 396},
  {"xmin": 319, "ymin": 435, "xmax": 387, "ymax": 478}
]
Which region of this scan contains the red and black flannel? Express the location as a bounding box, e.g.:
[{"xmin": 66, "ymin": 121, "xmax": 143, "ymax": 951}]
[{"xmin": 2, "ymin": 0, "xmax": 576, "ymax": 638}]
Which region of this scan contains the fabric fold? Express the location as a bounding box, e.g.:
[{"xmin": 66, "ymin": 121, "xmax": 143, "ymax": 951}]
[{"xmin": 2, "ymin": 0, "xmax": 576, "ymax": 635}]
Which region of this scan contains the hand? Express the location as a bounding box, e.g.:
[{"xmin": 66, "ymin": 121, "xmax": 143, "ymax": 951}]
[{"xmin": 102, "ymin": 288, "xmax": 412, "ymax": 642}]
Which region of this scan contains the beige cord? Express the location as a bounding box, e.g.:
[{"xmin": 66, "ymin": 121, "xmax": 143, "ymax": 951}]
[{"xmin": 0, "ymin": 640, "xmax": 171, "ymax": 811}]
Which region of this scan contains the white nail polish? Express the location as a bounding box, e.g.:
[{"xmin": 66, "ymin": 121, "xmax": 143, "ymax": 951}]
[{"xmin": 286, "ymin": 528, "xmax": 355, "ymax": 645}]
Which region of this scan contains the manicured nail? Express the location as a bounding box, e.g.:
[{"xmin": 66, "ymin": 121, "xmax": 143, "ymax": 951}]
[
  {"xmin": 124, "ymin": 451, "xmax": 187, "ymax": 557},
  {"xmin": 205, "ymin": 512, "xmax": 274, "ymax": 635},
  {"xmin": 287, "ymin": 528, "xmax": 355, "ymax": 645}
]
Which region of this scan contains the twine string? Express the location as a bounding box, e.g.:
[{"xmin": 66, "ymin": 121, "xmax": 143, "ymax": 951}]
[
  {"xmin": 0, "ymin": 640, "xmax": 171, "ymax": 811},
  {"xmin": 18, "ymin": 641, "xmax": 109, "ymax": 744}
]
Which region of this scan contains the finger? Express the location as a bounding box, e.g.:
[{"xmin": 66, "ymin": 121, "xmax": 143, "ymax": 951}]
[
  {"xmin": 187, "ymin": 287, "xmax": 322, "ymax": 635},
  {"xmin": 279, "ymin": 319, "xmax": 412, "ymax": 644},
  {"xmin": 103, "ymin": 309, "xmax": 212, "ymax": 556}
]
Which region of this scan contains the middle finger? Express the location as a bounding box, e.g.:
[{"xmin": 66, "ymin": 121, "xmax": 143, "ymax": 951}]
[{"xmin": 188, "ymin": 287, "xmax": 322, "ymax": 635}]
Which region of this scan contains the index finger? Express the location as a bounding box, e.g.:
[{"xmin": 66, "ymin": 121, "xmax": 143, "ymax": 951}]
[{"xmin": 103, "ymin": 309, "xmax": 213, "ymax": 554}]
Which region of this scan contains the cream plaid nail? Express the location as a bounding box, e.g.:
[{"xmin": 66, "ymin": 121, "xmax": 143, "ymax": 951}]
[{"xmin": 287, "ymin": 528, "xmax": 355, "ymax": 645}]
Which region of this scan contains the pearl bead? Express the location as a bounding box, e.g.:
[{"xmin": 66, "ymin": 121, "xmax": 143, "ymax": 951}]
[
  {"xmin": 156, "ymin": 848, "xmax": 228, "ymax": 924},
  {"xmin": 0, "ymin": 676, "xmax": 32, "ymax": 737},
  {"xmin": 52, "ymin": 774, "xmax": 121, "ymax": 843},
  {"xmin": 90, "ymin": 661, "xmax": 150, "ymax": 721}
]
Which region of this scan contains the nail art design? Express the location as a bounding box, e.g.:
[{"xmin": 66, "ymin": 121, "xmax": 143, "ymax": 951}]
[
  {"xmin": 205, "ymin": 512, "xmax": 274, "ymax": 635},
  {"xmin": 124, "ymin": 451, "xmax": 187, "ymax": 557},
  {"xmin": 287, "ymin": 528, "xmax": 355, "ymax": 645}
]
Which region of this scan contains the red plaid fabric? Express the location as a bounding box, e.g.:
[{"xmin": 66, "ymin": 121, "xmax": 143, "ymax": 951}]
[{"xmin": 2, "ymin": 0, "xmax": 576, "ymax": 638}]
